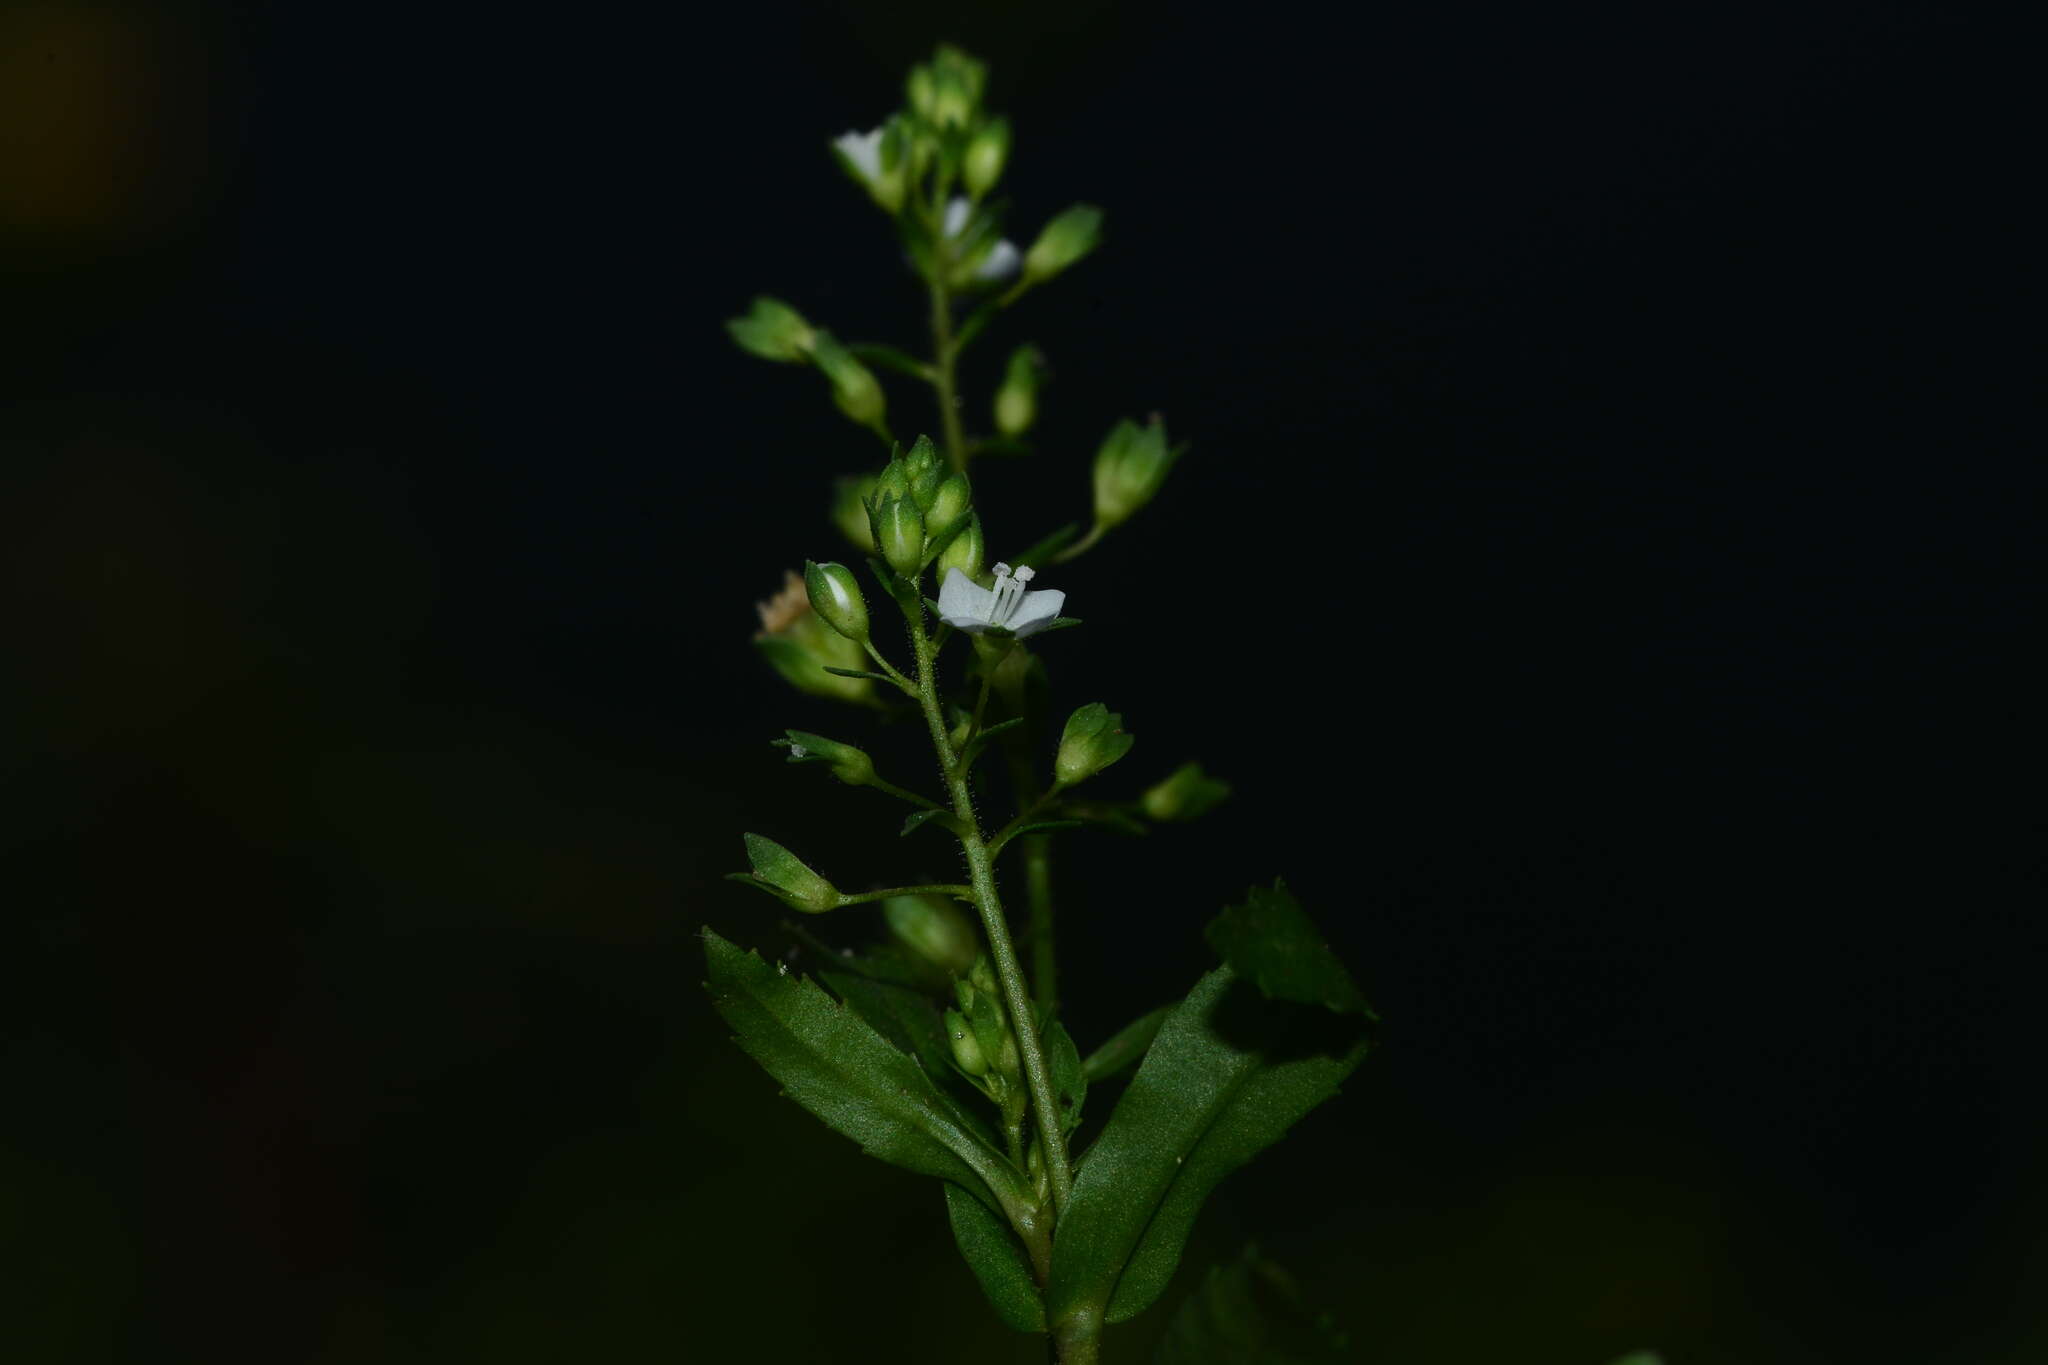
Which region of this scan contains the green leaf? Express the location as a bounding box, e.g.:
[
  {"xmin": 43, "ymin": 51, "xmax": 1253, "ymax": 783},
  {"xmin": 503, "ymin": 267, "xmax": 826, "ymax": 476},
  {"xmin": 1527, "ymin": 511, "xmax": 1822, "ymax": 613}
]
[
  {"xmin": 1081, "ymin": 1005, "xmax": 1173, "ymax": 1083},
  {"xmin": 820, "ymin": 968, "xmax": 999, "ymax": 1147},
  {"xmin": 821, "ymin": 665, "xmax": 896, "ymax": 682},
  {"xmin": 1045, "ymin": 967, "xmax": 1369, "ymax": 1330},
  {"xmin": 944, "ymin": 1182, "xmax": 1046, "ymax": 1333},
  {"xmin": 1204, "ymin": 881, "xmax": 1373, "ymax": 1017},
  {"xmin": 702, "ymin": 929, "xmax": 1026, "ymax": 1216},
  {"xmin": 1153, "ymin": 1245, "xmax": 1350, "ymax": 1364},
  {"xmin": 1043, "ymin": 1017, "xmax": 1087, "ymax": 1135}
]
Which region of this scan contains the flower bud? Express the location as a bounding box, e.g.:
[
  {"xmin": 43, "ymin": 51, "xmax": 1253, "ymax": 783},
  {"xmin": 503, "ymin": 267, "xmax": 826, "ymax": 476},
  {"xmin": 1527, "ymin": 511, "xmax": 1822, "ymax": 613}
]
[
  {"xmin": 831, "ymin": 474, "xmax": 878, "ymax": 552},
  {"xmin": 945, "ymin": 1008, "xmax": 989, "ymax": 1075},
  {"xmin": 803, "ymin": 561, "xmax": 870, "ymax": 643},
  {"xmin": 968, "ymin": 952, "xmax": 1000, "ymax": 999},
  {"xmin": 776, "ymin": 729, "xmax": 876, "ymax": 787},
  {"xmin": 725, "ymin": 296, "xmax": 815, "ymax": 363},
  {"xmin": 1055, "ymin": 702, "xmax": 1135, "ymax": 788},
  {"xmin": 811, "ymin": 335, "xmax": 886, "ymax": 434},
  {"xmin": 870, "ymin": 494, "xmax": 926, "ymax": 578},
  {"xmin": 1091, "ymin": 415, "xmax": 1181, "ymax": 530},
  {"xmin": 905, "ymin": 63, "xmax": 937, "ymax": 121},
  {"xmin": 936, "ymin": 513, "xmax": 985, "ymax": 583},
  {"xmin": 925, "ymin": 472, "xmax": 972, "ymax": 540},
  {"xmin": 1140, "ymin": 762, "xmax": 1232, "ymax": 822},
  {"xmin": 1023, "ymin": 204, "xmax": 1103, "ymax": 283},
  {"xmin": 733, "ymin": 833, "xmax": 839, "ymax": 913},
  {"xmin": 964, "ymin": 117, "xmax": 1011, "ymax": 199},
  {"xmin": 884, "ymin": 894, "xmax": 979, "ymax": 977},
  {"xmin": 754, "ymin": 570, "xmax": 872, "ymax": 705},
  {"xmin": 873, "ymin": 454, "xmax": 911, "ymax": 502},
  {"xmin": 994, "ymin": 345, "xmax": 1042, "ymax": 438},
  {"xmin": 902, "ymin": 434, "xmax": 945, "ymax": 512}
]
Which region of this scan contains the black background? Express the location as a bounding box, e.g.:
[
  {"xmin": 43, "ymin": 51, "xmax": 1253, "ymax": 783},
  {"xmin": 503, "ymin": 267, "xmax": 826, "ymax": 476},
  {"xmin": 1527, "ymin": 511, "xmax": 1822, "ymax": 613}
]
[{"xmin": 4, "ymin": 3, "xmax": 2038, "ymax": 1362}]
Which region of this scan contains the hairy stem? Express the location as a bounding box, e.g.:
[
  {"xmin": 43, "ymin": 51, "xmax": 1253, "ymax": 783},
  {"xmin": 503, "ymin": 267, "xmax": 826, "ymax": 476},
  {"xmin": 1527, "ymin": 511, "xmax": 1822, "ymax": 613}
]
[
  {"xmin": 904, "ymin": 605, "xmax": 1074, "ymax": 1216},
  {"xmin": 1025, "ymin": 835, "xmax": 1057, "ymax": 1014}
]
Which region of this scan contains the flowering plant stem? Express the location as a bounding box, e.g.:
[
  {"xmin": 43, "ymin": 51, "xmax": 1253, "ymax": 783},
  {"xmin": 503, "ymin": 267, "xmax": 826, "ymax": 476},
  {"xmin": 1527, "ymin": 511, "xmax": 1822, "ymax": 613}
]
[{"xmin": 904, "ymin": 594, "xmax": 1075, "ymax": 1217}]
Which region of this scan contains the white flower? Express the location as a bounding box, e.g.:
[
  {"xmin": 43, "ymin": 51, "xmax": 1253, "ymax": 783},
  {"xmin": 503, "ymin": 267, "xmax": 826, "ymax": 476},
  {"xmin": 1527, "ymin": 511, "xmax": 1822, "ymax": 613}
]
[
  {"xmin": 938, "ymin": 563, "xmax": 1065, "ymax": 637},
  {"xmin": 835, "ymin": 127, "xmax": 885, "ymax": 184},
  {"xmin": 944, "ymin": 196, "xmax": 1021, "ymax": 283}
]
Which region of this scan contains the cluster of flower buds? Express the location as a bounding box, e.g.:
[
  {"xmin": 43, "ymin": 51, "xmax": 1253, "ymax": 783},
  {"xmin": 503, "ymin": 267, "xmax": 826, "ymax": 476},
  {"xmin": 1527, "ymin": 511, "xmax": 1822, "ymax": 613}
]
[
  {"xmin": 862, "ymin": 436, "xmax": 979, "ymax": 582},
  {"xmin": 946, "ymin": 955, "xmax": 1025, "ymax": 1121},
  {"xmin": 753, "ymin": 570, "xmax": 873, "ymax": 705}
]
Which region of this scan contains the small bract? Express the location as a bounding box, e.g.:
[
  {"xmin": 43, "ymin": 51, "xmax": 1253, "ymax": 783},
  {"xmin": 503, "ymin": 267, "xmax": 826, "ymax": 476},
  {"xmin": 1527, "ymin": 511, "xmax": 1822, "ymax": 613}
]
[{"xmin": 938, "ymin": 563, "xmax": 1064, "ymax": 638}]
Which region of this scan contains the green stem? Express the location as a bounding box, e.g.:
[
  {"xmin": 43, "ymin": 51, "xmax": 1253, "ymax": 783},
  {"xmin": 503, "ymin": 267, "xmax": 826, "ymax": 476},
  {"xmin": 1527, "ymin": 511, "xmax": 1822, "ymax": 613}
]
[
  {"xmin": 1025, "ymin": 836, "xmax": 1057, "ymax": 1015},
  {"xmin": 865, "ymin": 776, "xmax": 946, "ymax": 813},
  {"xmin": 834, "ymin": 884, "xmax": 972, "ymax": 906},
  {"xmin": 1054, "ymin": 1308, "xmax": 1102, "ymax": 1365},
  {"xmin": 929, "ymin": 272, "xmax": 970, "ymax": 472},
  {"xmin": 904, "ymin": 604, "xmax": 1074, "ymax": 1217}
]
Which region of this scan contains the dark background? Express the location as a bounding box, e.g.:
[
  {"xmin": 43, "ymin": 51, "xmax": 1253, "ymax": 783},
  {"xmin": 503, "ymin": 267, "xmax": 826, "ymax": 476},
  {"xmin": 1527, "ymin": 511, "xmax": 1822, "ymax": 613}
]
[{"xmin": 4, "ymin": 2, "xmax": 2038, "ymax": 1362}]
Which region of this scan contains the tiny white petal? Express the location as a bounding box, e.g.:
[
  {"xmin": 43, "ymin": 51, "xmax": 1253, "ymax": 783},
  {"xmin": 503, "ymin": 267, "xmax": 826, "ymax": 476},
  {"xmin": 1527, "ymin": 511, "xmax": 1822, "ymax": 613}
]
[
  {"xmin": 1007, "ymin": 589, "xmax": 1065, "ymax": 637},
  {"xmin": 975, "ymin": 239, "xmax": 1021, "ymax": 282},
  {"xmin": 835, "ymin": 128, "xmax": 884, "ymax": 182},
  {"xmin": 944, "ymin": 196, "xmax": 972, "ymax": 238},
  {"xmin": 938, "ymin": 567, "xmax": 998, "ymax": 631}
]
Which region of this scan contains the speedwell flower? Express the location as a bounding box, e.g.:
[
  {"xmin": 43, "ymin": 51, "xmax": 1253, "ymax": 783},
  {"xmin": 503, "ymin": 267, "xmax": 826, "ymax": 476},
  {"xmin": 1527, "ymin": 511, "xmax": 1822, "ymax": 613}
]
[
  {"xmin": 938, "ymin": 562, "xmax": 1064, "ymax": 637},
  {"xmin": 833, "ymin": 124, "xmax": 907, "ymax": 213}
]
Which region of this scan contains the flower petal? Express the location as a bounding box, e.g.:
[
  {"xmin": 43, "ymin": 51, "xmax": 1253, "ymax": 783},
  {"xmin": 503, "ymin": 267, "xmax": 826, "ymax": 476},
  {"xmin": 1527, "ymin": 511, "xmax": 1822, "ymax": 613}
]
[
  {"xmin": 1007, "ymin": 589, "xmax": 1066, "ymax": 637},
  {"xmin": 835, "ymin": 128, "xmax": 883, "ymax": 181},
  {"xmin": 938, "ymin": 567, "xmax": 997, "ymax": 631},
  {"xmin": 944, "ymin": 196, "xmax": 972, "ymax": 239},
  {"xmin": 975, "ymin": 239, "xmax": 1021, "ymax": 282}
]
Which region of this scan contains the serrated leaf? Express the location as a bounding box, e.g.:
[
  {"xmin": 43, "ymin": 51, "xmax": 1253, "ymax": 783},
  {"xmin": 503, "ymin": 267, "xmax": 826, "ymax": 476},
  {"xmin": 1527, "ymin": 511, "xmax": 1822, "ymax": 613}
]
[
  {"xmin": 945, "ymin": 1182, "xmax": 1046, "ymax": 1333},
  {"xmin": 1045, "ymin": 967, "xmax": 1369, "ymax": 1331},
  {"xmin": 1204, "ymin": 881, "xmax": 1373, "ymax": 1017},
  {"xmin": 1153, "ymin": 1245, "xmax": 1350, "ymax": 1364},
  {"xmin": 702, "ymin": 930, "xmax": 1027, "ymax": 1217},
  {"xmin": 1044, "ymin": 1017, "xmax": 1087, "ymax": 1134},
  {"xmin": 1081, "ymin": 1005, "xmax": 1173, "ymax": 1083},
  {"xmin": 820, "ymin": 968, "xmax": 999, "ymax": 1148}
]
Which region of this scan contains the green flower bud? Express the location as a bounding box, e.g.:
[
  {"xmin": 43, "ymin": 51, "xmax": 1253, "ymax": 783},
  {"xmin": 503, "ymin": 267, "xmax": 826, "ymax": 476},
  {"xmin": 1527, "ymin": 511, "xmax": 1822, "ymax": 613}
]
[
  {"xmin": 811, "ymin": 335, "xmax": 886, "ymax": 433},
  {"xmin": 964, "ymin": 117, "xmax": 1011, "ymax": 199},
  {"xmin": 1055, "ymin": 702, "xmax": 1135, "ymax": 788},
  {"xmin": 1023, "ymin": 204, "xmax": 1103, "ymax": 283},
  {"xmin": 1140, "ymin": 762, "xmax": 1232, "ymax": 822},
  {"xmin": 936, "ymin": 512, "xmax": 985, "ymax": 583},
  {"xmin": 733, "ymin": 833, "xmax": 840, "ymax": 913},
  {"xmin": 869, "ymin": 495, "xmax": 926, "ymax": 578},
  {"xmin": 945, "ymin": 1008, "xmax": 989, "ymax": 1075},
  {"xmin": 725, "ymin": 296, "xmax": 815, "ymax": 363},
  {"xmin": 996, "ymin": 1032, "xmax": 1021, "ymax": 1079},
  {"xmin": 905, "ymin": 64, "xmax": 937, "ymax": 121},
  {"xmin": 803, "ymin": 560, "xmax": 870, "ymax": 643},
  {"xmin": 831, "ymin": 474, "xmax": 878, "ymax": 552},
  {"xmin": 968, "ymin": 952, "xmax": 999, "ymax": 998},
  {"xmin": 873, "ymin": 454, "xmax": 911, "ymax": 502},
  {"xmin": 902, "ymin": 434, "xmax": 945, "ymax": 512},
  {"xmin": 1091, "ymin": 415, "xmax": 1181, "ymax": 530},
  {"xmin": 994, "ymin": 345, "xmax": 1042, "ymax": 438},
  {"xmin": 925, "ymin": 472, "xmax": 972, "ymax": 540},
  {"xmin": 754, "ymin": 570, "xmax": 872, "ymax": 705},
  {"xmin": 775, "ymin": 729, "xmax": 876, "ymax": 787},
  {"xmin": 884, "ymin": 894, "xmax": 979, "ymax": 977}
]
